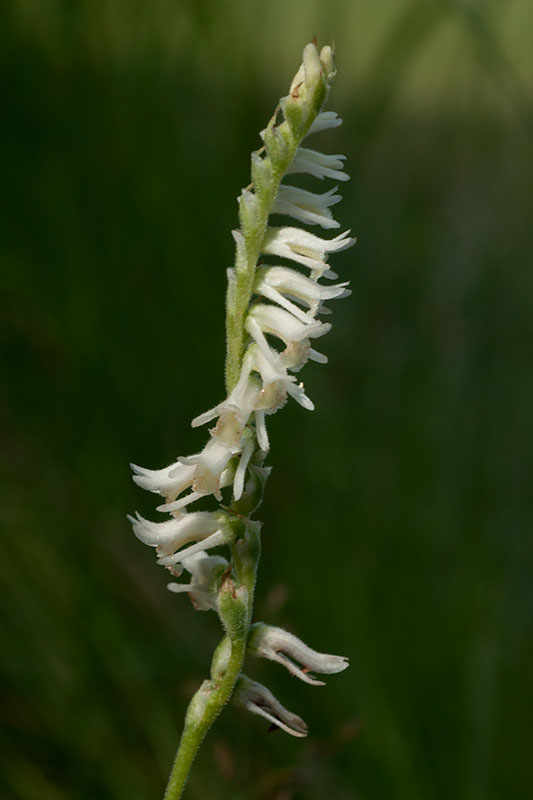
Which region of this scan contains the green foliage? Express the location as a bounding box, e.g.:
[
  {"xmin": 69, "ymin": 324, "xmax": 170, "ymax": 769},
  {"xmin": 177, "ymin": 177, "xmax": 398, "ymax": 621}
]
[{"xmin": 1, "ymin": 1, "xmax": 532, "ymax": 799}]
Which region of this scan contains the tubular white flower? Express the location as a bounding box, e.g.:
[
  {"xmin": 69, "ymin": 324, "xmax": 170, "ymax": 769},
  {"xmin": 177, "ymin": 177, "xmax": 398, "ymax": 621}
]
[
  {"xmin": 182, "ymin": 437, "xmax": 238, "ymax": 501},
  {"xmin": 262, "ymin": 226, "xmax": 355, "ymax": 278},
  {"xmin": 272, "ymin": 185, "xmax": 341, "ymax": 229},
  {"xmin": 157, "ymin": 528, "xmax": 232, "ymax": 569},
  {"xmin": 254, "ymin": 265, "xmax": 350, "ymax": 319},
  {"xmin": 248, "ymin": 624, "xmax": 349, "ymax": 686},
  {"xmin": 131, "ymin": 461, "xmax": 197, "ymax": 503},
  {"xmin": 287, "ymin": 147, "xmax": 350, "ymax": 182},
  {"xmin": 128, "ymin": 510, "xmax": 227, "ymax": 557},
  {"xmin": 247, "ymin": 303, "xmax": 331, "ymax": 344},
  {"xmin": 234, "ymin": 676, "xmax": 308, "ymax": 738},
  {"xmin": 248, "ymin": 344, "xmax": 314, "ymax": 412},
  {"xmin": 167, "ymin": 551, "xmax": 228, "ymax": 611}
]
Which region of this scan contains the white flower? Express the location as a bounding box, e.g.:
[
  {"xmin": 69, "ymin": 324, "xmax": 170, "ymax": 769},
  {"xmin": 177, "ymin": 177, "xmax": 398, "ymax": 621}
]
[
  {"xmin": 246, "ymin": 303, "xmax": 331, "ymax": 373},
  {"xmin": 167, "ymin": 550, "xmax": 228, "ymax": 611},
  {"xmin": 254, "ymin": 265, "xmax": 350, "ymax": 321},
  {"xmin": 181, "ymin": 436, "xmax": 238, "ymax": 501},
  {"xmin": 234, "ymin": 676, "xmax": 308, "ymax": 738},
  {"xmin": 247, "ymin": 303, "xmax": 330, "ymax": 344},
  {"xmin": 287, "ymin": 146, "xmax": 349, "ymax": 182},
  {"xmin": 130, "ymin": 461, "xmax": 196, "ymax": 503},
  {"xmin": 248, "ymin": 343, "xmax": 314, "ymax": 411},
  {"xmin": 191, "ymin": 353, "xmax": 259, "ymax": 430},
  {"xmin": 248, "ymin": 624, "xmax": 349, "ymax": 686},
  {"xmin": 306, "ymin": 111, "xmax": 343, "ymax": 136},
  {"xmin": 272, "ymin": 185, "xmax": 342, "ymax": 229},
  {"xmin": 128, "ymin": 510, "xmax": 231, "ymax": 566},
  {"xmin": 262, "ymin": 226, "xmax": 355, "ymax": 278}
]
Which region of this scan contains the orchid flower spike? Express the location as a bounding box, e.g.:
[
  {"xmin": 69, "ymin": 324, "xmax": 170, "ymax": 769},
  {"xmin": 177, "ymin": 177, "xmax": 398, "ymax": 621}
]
[{"xmin": 128, "ymin": 41, "xmax": 353, "ymax": 794}]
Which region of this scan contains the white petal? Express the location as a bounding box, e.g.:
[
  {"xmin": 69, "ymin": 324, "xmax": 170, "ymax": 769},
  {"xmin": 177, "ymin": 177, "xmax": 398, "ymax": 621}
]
[
  {"xmin": 307, "ymin": 111, "xmax": 343, "ymax": 136},
  {"xmin": 255, "ymin": 266, "xmax": 350, "ymax": 314},
  {"xmin": 129, "ymin": 510, "xmax": 220, "ymax": 555},
  {"xmin": 157, "ymin": 529, "xmax": 228, "ymax": 566},
  {"xmin": 233, "ymin": 437, "xmax": 254, "ymax": 501},
  {"xmin": 272, "ymin": 185, "xmax": 341, "ymax": 229},
  {"xmin": 235, "ymin": 677, "xmax": 308, "ymax": 738},
  {"xmin": 130, "ymin": 461, "xmax": 196, "ymax": 501},
  {"xmin": 256, "ymin": 283, "xmax": 317, "ymax": 324},
  {"xmin": 286, "ymin": 381, "xmax": 314, "ymax": 411},
  {"xmin": 248, "ymin": 303, "xmax": 330, "ymax": 344},
  {"xmin": 262, "ymin": 226, "xmax": 355, "ymax": 271},
  {"xmin": 287, "ymin": 147, "xmax": 349, "ymax": 181},
  {"xmin": 255, "ymin": 410, "xmax": 269, "ymax": 451},
  {"xmin": 309, "ymin": 348, "xmax": 328, "ymax": 364},
  {"xmin": 156, "ymin": 491, "xmax": 203, "ymax": 514}
]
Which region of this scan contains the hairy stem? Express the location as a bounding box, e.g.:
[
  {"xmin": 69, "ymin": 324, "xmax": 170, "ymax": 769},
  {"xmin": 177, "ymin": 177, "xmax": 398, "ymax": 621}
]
[
  {"xmin": 163, "ymin": 637, "xmax": 246, "ymax": 800},
  {"xmin": 164, "ymin": 521, "xmax": 261, "ymax": 799}
]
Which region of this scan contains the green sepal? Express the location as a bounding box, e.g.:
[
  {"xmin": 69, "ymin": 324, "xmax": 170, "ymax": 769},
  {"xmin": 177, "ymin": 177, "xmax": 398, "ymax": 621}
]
[
  {"xmin": 210, "ymin": 635, "xmax": 232, "ymax": 682},
  {"xmin": 263, "ymin": 124, "xmax": 292, "ymax": 173},
  {"xmin": 184, "ymin": 679, "xmax": 216, "ymax": 729},
  {"xmin": 232, "ymin": 520, "xmax": 261, "ymax": 586},
  {"xmin": 232, "ymin": 229, "xmax": 248, "ymax": 275},
  {"xmin": 281, "ymin": 95, "xmax": 304, "ymax": 138},
  {"xmin": 218, "ymin": 574, "xmax": 249, "ymax": 642},
  {"xmin": 251, "ymin": 152, "xmax": 274, "ymax": 198},
  {"xmin": 238, "ymin": 190, "xmax": 261, "ymax": 239}
]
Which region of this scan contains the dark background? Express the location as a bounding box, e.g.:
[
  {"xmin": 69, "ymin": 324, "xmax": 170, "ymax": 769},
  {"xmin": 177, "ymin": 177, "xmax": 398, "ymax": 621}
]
[{"xmin": 1, "ymin": 1, "xmax": 532, "ymax": 798}]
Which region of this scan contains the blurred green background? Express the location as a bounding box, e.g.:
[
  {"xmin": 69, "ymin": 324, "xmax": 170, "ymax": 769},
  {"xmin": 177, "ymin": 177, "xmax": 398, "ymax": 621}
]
[{"xmin": 1, "ymin": 1, "xmax": 532, "ymax": 798}]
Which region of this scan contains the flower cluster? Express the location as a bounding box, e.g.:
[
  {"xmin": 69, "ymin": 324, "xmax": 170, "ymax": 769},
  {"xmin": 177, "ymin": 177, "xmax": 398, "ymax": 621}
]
[
  {"xmin": 130, "ymin": 43, "xmax": 353, "ymax": 585},
  {"xmin": 130, "ymin": 42, "xmax": 351, "ymax": 741}
]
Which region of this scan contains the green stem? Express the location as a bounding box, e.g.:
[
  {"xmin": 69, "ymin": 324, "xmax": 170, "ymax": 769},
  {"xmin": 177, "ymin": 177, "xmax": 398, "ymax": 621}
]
[
  {"xmin": 163, "ymin": 524, "xmax": 260, "ymax": 800},
  {"xmin": 163, "ymin": 636, "xmax": 246, "ymax": 800}
]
